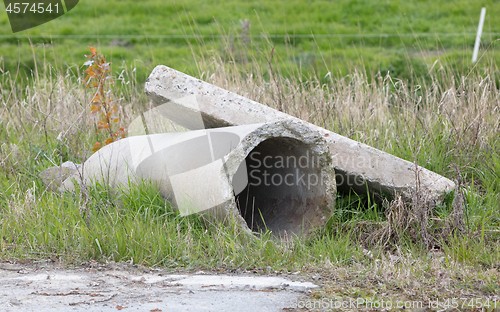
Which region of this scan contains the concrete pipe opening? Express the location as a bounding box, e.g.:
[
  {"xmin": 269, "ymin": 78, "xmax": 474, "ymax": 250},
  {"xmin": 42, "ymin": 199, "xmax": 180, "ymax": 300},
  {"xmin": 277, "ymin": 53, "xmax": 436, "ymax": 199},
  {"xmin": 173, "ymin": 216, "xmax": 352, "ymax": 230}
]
[{"xmin": 234, "ymin": 136, "xmax": 334, "ymax": 238}]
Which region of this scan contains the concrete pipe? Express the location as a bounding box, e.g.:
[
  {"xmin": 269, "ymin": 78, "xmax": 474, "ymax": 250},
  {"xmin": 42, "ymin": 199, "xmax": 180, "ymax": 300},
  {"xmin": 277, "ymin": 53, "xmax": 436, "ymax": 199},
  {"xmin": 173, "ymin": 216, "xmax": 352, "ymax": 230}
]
[{"xmin": 62, "ymin": 120, "xmax": 336, "ymax": 238}]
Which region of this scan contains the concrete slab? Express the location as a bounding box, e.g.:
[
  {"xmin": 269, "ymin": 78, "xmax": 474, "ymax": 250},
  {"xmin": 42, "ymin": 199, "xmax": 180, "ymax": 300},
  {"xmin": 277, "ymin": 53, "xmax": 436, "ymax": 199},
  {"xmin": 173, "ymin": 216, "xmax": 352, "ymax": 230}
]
[
  {"xmin": 145, "ymin": 65, "xmax": 455, "ymax": 204},
  {"xmin": 0, "ymin": 264, "xmax": 316, "ymax": 312}
]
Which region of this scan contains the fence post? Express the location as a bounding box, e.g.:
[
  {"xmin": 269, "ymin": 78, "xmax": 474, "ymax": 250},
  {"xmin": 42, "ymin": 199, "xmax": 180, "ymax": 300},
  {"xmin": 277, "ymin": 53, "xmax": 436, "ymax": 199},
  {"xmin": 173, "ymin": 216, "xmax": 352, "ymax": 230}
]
[{"xmin": 472, "ymin": 7, "xmax": 487, "ymax": 63}]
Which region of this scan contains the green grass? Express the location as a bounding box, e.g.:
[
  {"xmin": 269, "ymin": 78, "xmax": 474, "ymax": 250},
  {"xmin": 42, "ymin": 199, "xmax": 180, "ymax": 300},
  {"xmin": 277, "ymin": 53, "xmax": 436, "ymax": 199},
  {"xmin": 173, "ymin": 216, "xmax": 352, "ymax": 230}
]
[
  {"xmin": 1, "ymin": 0, "xmax": 500, "ymax": 83},
  {"xmin": 1, "ymin": 1, "xmax": 500, "ymax": 304},
  {"xmin": 0, "ymin": 177, "xmax": 361, "ymax": 269}
]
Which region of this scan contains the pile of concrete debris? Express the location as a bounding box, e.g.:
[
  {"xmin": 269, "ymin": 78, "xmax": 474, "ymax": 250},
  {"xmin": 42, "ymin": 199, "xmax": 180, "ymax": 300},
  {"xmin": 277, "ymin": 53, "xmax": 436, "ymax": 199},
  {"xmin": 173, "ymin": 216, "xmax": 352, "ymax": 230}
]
[{"xmin": 41, "ymin": 66, "xmax": 455, "ymax": 238}]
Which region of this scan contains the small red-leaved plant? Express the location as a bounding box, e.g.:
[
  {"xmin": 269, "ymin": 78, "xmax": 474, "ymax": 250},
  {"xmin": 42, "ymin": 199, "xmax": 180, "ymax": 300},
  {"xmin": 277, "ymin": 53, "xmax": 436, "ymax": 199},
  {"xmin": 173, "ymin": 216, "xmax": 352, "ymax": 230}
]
[{"xmin": 83, "ymin": 46, "xmax": 127, "ymax": 153}]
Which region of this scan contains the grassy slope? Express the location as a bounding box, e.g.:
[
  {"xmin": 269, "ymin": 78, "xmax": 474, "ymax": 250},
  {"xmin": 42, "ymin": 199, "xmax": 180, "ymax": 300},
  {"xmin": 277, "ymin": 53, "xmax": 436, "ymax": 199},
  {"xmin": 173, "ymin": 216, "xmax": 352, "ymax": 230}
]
[{"xmin": 1, "ymin": 0, "xmax": 500, "ymax": 82}]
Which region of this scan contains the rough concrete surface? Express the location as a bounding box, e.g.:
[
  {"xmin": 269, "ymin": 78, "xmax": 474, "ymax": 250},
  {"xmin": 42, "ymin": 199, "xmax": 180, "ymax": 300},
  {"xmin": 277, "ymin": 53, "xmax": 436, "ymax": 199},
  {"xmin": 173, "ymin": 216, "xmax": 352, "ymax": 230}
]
[
  {"xmin": 0, "ymin": 262, "xmax": 316, "ymax": 312},
  {"xmin": 145, "ymin": 65, "xmax": 455, "ymax": 204}
]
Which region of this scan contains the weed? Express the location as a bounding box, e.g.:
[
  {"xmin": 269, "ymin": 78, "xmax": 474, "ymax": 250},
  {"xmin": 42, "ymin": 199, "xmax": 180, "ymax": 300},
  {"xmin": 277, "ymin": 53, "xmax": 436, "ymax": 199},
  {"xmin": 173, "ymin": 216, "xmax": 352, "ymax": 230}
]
[{"xmin": 82, "ymin": 46, "xmax": 127, "ymax": 152}]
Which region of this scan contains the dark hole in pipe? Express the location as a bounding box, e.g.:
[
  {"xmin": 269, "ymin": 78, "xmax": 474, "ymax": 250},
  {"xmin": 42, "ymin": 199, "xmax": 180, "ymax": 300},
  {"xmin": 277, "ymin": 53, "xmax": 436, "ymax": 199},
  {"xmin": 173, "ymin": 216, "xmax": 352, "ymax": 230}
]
[
  {"xmin": 335, "ymin": 171, "xmax": 390, "ymax": 208},
  {"xmin": 234, "ymin": 137, "xmax": 328, "ymax": 238}
]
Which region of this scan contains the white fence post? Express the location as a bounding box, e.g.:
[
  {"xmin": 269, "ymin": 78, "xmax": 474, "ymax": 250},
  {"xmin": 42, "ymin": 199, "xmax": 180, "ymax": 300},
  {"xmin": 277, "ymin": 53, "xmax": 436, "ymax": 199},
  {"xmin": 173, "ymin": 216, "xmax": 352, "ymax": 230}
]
[{"xmin": 472, "ymin": 7, "xmax": 487, "ymax": 63}]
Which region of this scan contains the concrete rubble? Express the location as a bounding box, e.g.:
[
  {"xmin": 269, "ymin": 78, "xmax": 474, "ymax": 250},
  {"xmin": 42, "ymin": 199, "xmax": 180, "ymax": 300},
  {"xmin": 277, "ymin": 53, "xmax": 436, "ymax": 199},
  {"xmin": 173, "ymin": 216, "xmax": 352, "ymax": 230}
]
[
  {"xmin": 145, "ymin": 65, "xmax": 455, "ymax": 204},
  {"xmin": 41, "ymin": 66, "xmax": 456, "ymax": 238},
  {"xmin": 39, "ymin": 161, "xmax": 81, "ymax": 191}
]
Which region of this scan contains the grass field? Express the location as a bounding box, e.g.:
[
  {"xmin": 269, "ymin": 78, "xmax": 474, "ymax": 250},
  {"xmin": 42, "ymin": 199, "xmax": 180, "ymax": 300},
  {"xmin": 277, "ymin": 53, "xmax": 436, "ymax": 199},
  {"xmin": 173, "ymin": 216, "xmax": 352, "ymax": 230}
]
[
  {"xmin": 1, "ymin": 0, "xmax": 500, "ymax": 83},
  {"xmin": 1, "ymin": 0, "xmax": 500, "ymax": 308},
  {"xmin": 1, "ymin": 40, "xmax": 500, "ymax": 306}
]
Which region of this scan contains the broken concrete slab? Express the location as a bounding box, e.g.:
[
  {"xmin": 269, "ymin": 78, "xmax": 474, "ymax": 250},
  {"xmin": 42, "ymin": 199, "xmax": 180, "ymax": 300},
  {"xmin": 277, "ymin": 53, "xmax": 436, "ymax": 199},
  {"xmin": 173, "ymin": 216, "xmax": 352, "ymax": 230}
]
[
  {"xmin": 145, "ymin": 65, "xmax": 455, "ymax": 204},
  {"xmin": 62, "ymin": 120, "xmax": 336, "ymax": 238}
]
